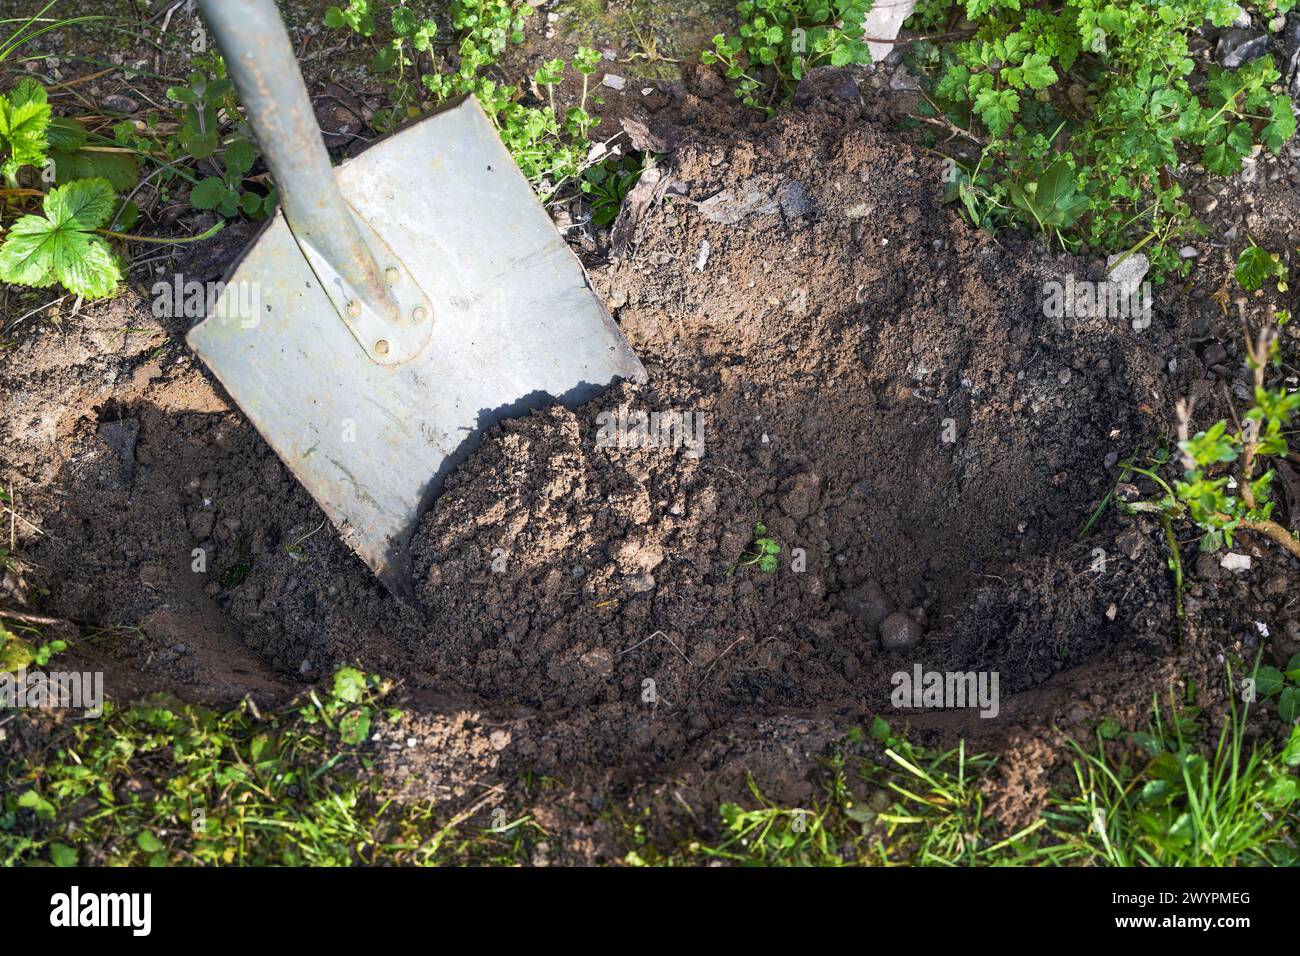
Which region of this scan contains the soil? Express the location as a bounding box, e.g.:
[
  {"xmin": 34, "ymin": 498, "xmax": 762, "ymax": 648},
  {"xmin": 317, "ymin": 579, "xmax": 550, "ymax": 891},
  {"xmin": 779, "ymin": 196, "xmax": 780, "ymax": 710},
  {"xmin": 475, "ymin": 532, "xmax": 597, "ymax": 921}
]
[{"xmin": 4, "ymin": 8, "xmax": 1300, "ymax": 863}]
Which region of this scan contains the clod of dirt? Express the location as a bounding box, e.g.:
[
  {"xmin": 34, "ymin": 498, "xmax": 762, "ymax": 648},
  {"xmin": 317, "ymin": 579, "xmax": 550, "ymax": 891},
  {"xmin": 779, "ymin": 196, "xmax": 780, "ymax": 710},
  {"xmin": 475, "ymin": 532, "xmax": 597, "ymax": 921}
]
[
  {"xmin": 841, "ymin": 579, "xmax": 892, "ymax": 634},
  {"xmin": 879, "ymin": 611, "xmax": 924, "ymax": 652}
]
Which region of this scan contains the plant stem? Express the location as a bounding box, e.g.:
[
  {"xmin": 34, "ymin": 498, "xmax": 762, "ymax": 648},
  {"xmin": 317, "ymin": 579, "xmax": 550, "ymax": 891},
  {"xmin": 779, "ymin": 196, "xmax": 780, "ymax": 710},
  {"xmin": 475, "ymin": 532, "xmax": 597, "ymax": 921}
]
[
  {"xmin": 97, "ymin": 220, "xmax": 223, "ymax": 244},
  {"xmin": 1158, "ymin": 512, "xmax": 1185, "ymax": 644}
]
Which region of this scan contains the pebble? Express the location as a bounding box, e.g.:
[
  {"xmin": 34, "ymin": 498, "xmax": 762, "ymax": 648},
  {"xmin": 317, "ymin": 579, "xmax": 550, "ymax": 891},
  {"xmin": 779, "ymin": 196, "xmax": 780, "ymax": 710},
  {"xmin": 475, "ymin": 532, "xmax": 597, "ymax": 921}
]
[
  {"xmin": 601, "ymin": 73, "xmax": 626, "ymax": 91},
  {"xmin": 1179, "ymin": 245, "xmax": 1199, "ymax": 258},
  {"xmin": 1216, "ymin": 29, "xmax": 1268, "ymax": 69},
  {"xmin": 1220, "ymin": 552, "xmax": 1252, "ymax": 572},
  {"xmin": 879, "ymin": 611, "xmax": 924, "ymax": 652},
  {"xmin": 1105, "ymin": 251, "xmax": 1148, "ymax": 296},
  {"xmin": 695, "ymin": 240, "xmax": 710, "ymax": 271}
]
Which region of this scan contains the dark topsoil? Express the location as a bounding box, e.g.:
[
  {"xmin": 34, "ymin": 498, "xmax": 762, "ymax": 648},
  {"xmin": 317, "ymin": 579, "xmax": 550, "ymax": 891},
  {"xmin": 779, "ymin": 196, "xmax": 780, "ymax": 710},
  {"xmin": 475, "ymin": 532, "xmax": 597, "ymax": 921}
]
[{"xmin": 4, "ymin": 62, "xmax": 1299, "ymax": 859}]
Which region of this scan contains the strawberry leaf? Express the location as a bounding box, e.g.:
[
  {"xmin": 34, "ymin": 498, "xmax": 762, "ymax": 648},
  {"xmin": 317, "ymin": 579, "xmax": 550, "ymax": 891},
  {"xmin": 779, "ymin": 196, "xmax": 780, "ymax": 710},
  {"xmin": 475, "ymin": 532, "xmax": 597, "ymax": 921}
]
[{"xmin": 0, "ymin": 178, "xmax": 122, "ymax": 298}]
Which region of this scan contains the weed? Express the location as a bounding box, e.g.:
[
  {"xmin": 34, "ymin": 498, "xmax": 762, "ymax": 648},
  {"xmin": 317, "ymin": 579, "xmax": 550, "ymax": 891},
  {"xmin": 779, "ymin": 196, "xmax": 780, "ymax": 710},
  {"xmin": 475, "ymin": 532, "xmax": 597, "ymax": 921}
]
[
  {"xmin": 1123, "ymin": 291, "xmax": 1300, "ymax": 563},
  {"xmin": 1235, "ymin": 238, "xmax": 1290, "ymax": 293},
  {"xmin": 580, "ymin": 152, "xmax": 646, "ymax": 227},
  {"xmin": 626, "ymin": 684, "xmax": 1300, "ymax": 866},
  {"xmin": 1253, "ymin": 652, "xmax": 1300, "ymax": 724},
  {"xmin": 1045, "ymin": 689, "xmax": 1299, "ymax": 866},
  {"xmin": 0, "ymin": 618, "xmax": 65, "ymax": 671},
  {"xmin": 910, "ymin": 0, "xmax": 1298, "ymax": 275},
  {"xmin": 165, "ymin": 71, "xmax": 274, "ymax": 220},
  {"xmin": 702, "ymin": 0, "xmax": 875, "ymax": 112},
  {"xmin": 731, "ymin": 519, "xmax": 781, "ymax": 573},
  {"xmin": 0, "ymin": 665, "xmax": 536, "ymax": 866},
  {"xmin": 323, "ymin": 0, "xmax": 610, "ymax": 201},
  {"xmin": 217, "ymin": 536, "xmax": 252, "ymax": 588}
]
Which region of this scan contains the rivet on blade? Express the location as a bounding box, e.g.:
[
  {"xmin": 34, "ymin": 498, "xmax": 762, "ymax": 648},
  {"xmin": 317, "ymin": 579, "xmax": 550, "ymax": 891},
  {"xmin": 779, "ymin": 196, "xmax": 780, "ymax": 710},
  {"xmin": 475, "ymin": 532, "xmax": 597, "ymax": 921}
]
[
  {"xmin": 384, "ymin": 267, "xmax": 399, "ymax": 283},
  {"xmin": 375, "ymin": 339, "xmax": 390, "ymax": 356},
  {"xmin": 347, "ymin": 300, "xmax": 361, "ymax": 318},
  {"xmin": 412, "ymin": 306, "xmax": 427, "ymax": 323}
]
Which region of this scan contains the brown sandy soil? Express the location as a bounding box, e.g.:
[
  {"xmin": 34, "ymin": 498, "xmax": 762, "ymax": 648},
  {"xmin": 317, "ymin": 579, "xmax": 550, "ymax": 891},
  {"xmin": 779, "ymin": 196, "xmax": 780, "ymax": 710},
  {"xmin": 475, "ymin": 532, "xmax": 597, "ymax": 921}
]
[{"xmin": 3, "ymin": 7, "xmax": 1299, "ymax": 861}]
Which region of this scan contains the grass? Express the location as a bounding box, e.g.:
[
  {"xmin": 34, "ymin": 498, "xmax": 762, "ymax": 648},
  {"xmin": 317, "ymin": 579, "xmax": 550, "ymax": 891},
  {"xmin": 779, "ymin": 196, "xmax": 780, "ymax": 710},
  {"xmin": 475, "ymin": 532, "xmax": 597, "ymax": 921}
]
[
  {"xmin": 3, "ymin": 647, "xmax": 1297, "ymax": 867},
  {"xmin": 626, "ymin": 685, "xmax": 1300, "ymax": 867},
  {"xmin": 1, "ymin": 666, "xmax": 544, "ymax": 866}
]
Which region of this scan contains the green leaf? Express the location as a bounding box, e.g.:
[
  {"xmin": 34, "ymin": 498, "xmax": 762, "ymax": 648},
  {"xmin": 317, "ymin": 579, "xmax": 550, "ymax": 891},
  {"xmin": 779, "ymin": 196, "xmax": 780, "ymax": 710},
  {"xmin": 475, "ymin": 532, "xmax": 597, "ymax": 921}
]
[
  {"xmin": 49, "ymin": 843, "xmax": 78, "ymax": 867},
  {"xmin": 223, "ymin": 138, "xmax": 257, "ymax": 180},
  {"xmin": 391, "ymin": 7, "xmax": 416, "ymax": 36},
  {"xmin": 182, "ymin": 129, "xmax": 220, "ymax": 160},
  {"xmin": 372, "ymin": 46, "xmax": 398, "ymax": 73},
  {"xmin": 1254, "ymin": 665, "xmax": 1284, "ymax": 698},
  {"xmin": 0, "ymin": 178, "xmax": 122, "ymax": 298},
  {"xmin": 45, "ymin": 117, "xmax": 86, "ymax": 152},
  {"xmin": 0, "ymin": 77, "xmax": 51, "ymax": 177},
  {"xmin": 17, "ymin": 789, "xmax": 55, "ymax": 821},
  {"xmin": 1282, "ymin": 725, "xmax": 1300, "ymax": 768},
  {"xmin": 50, "ymin": 149, "xmax": 140, "ymax": 191},
  {"xmin": 1279, "ymin": 687, "xmax": 1300, "ymax": 724},
  {"xmin": 190, "ymin": 176, "xmax": 231, "ymax": 210},
  {"xmin": 1236, "ymin": 245, "xmax": 1280, "ymax": 292},
  {"xmin": 135, "ymin": 830, "xmax": 164, "ymax": 853},
  {"xmin": 974, "ymin": 87, "xmax": 1019, "ymax": 136},
  {"xmin": 339, "ymin": 706, "xmax": 372, "ymax": 745},
  {"xmin": 333, "ymin": 666, "xmax": 367, "ymax": 704},
  {"xmin": 1019, "ymin": 52, "xmax": 1058, "ymax": 90},
  {"xmin": 1262, "ymin": 95, "xmax": 1297, "ymax": 153}
]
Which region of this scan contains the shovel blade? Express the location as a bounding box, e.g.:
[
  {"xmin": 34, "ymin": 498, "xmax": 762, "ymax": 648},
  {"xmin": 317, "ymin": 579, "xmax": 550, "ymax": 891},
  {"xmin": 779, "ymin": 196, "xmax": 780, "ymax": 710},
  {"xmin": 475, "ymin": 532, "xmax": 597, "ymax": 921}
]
[{"xmin": 188, "ymin": 97, "xmax": 645, "ymax": 596}]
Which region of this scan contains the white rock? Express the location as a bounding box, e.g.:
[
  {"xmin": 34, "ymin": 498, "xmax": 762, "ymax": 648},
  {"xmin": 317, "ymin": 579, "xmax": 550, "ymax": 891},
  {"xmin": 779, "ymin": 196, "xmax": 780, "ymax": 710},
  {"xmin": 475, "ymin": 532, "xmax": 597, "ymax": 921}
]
[
  {"xmin": 695, "ymin": 240, "xmax": 710, "ymax": 271},
  {"xmin": 601, "ymin": 74, "xmax": 627, "ymax": 91},
  {"xmin": 1105, "ymin": 252, "xmax": 1149, "ymax": 298},
  {"xmin": 1220, "ymin": 552, "xmax": 1252, "ymax": 572}
]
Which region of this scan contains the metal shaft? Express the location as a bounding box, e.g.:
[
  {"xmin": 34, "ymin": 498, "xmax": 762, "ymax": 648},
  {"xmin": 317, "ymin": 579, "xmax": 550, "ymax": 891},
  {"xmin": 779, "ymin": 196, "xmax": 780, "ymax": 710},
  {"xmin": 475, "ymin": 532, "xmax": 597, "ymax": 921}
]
[{"xmin": 196, "ymin": 0, "xmax": 402, "ymax": 334}]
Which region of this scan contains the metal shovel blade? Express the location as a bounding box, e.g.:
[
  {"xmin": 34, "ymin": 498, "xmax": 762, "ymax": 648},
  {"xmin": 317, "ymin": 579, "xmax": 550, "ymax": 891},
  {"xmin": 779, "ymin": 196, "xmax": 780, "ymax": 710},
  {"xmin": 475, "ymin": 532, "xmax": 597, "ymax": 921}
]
[{"xmin": 189, "ymin": 97, "xmax": 646, "ymax": 597}]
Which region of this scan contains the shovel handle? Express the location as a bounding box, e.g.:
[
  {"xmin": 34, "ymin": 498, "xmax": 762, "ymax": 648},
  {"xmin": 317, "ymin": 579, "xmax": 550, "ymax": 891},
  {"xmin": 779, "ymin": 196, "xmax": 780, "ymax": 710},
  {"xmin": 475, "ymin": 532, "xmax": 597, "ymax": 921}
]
[{"xmin": 196, "ymin": 0, "xmax": 425, "ymax": 362}]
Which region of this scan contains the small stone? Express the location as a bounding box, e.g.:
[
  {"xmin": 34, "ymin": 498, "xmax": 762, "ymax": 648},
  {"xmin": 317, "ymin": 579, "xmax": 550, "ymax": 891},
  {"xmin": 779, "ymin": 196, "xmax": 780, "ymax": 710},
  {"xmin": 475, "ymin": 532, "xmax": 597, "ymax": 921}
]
[
  {"xmin": 888, "ymin": 65, "xmax": 921, "ymax": 92},
  {"xmin": 489, "ymin": 729, "xmax": 511, "ymax": 751},
  {"xmin": 695, "ymin": 240, "xmax": 710, "ymax": 271},
  {"xmin": 1116, "ymin": 526, "xmax": 1146, "ymax": 561},
  {"xmin": 1216, "ymin": 29, "xmax": 1268, "ymax": 69},
  {"xmin": 777, "ymin": 180, "xmax": 816, "ymax": 219},
  {"xmin": 101, "ymin": 92, "xmax": 139, "ymax": 113},
  {"xmin": 879, "ymin": 611, "xmax": 924, "ymax": 652},
  {"xmin": 601, "ymin": 73, "xmax": 627, "ymax": 91},
  {"xmin": 1220, "ymin": 552, "xmax": 1252, "ymax": 572},
  {"xmin": 1105, "ymin": 252, "xmax": 1148, "ymax": 297},
  {"xmin": 1179, "ymin": 245, "xmax": 1200, "ymax": 259},
  {"xmin": 1193, "ymin": 194, "xmax": 1218, "ymax": 215}
]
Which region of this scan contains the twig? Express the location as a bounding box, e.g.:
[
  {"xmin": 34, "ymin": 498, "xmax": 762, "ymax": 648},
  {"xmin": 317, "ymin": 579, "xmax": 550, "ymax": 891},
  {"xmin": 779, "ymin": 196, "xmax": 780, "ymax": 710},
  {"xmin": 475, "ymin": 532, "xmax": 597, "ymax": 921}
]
[{"xmin": 0, "ymin": 608, "xmax": 69, "ymax": 626}]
